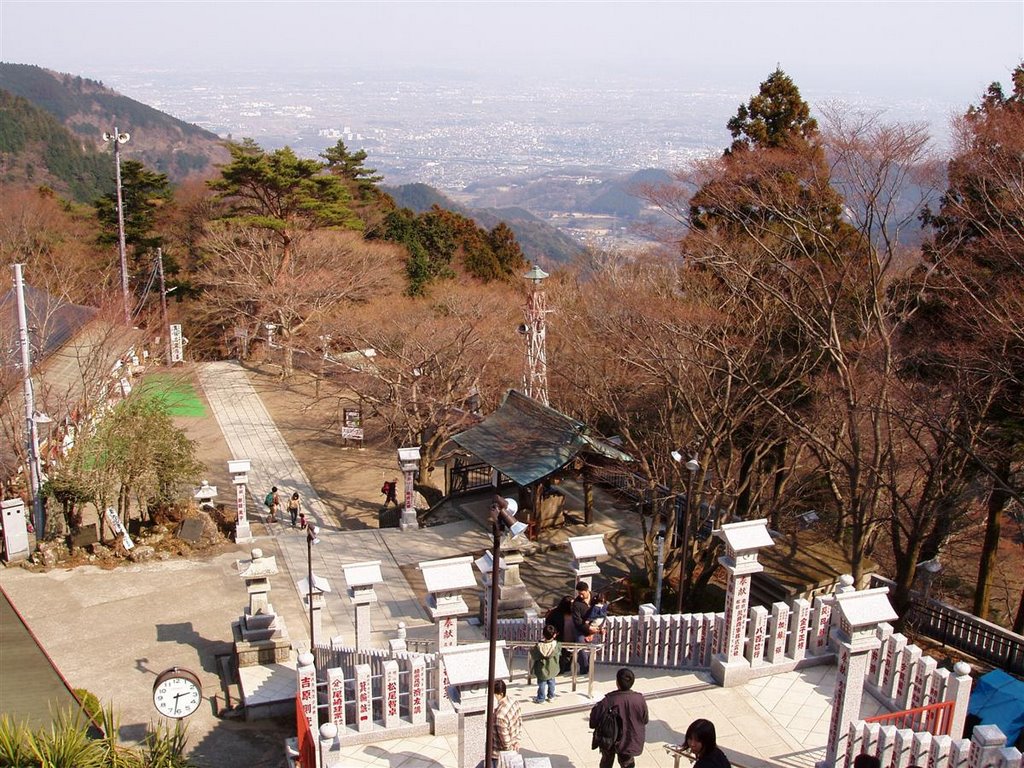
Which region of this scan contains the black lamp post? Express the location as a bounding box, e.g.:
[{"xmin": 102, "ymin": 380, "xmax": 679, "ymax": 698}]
[
  {"xmin": 671, "ymin": 452, "xmax": 700, "ymax": 614},
  {"xmin": 306, "ymin": 524, "xmax": 320, "ymax": 651},
  {"xmin": 483, "ymin": 496, "xmax": 523, "ymax": 767}
]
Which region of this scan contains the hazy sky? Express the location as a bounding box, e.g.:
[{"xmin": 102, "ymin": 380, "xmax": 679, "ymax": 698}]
[{"xmin": 2, "ymin": 1, "xmax": 1022, "ymax": 101}]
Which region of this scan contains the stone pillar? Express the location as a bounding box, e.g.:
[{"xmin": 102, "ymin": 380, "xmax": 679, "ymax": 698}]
[
  {"xmin": 947, "ymin": 661, "xmax": 974, "ymax": 739},
  {"xmin": 354, "ymin": 663, "xmax": 372, "ymax": 732},
  {"xmin": 342, "ymin": 561, "xmax": 383, "ymax": 651},
  {"xmin": 767, "ymin": 602, "xmax": 790, "ymax": 664},
  {"xmin": 439, "ymin": 642, "xmax": 510, "ymax": 768},
  {"xmin": 821, "ymin": 587, "xmax": 898, "ymax": 768},
  {"xmin": 788, "ymin": 598, "xmax": 811, "ymax": 661},
  {"xmin": 420, "ymin": 556, "xmax": 477, "ymax": 732},
  {"xmin": 319, "ymin": 722, "xmax": 339, "ymax": 768},
  {"xmin": 228, "ymin": 459, "xmax": 253, "ymax": 543},
  {"xmin": 968, "ymin": 724, "xmax": 1017, "ymax": 768},
  {"xmin": 382, "ymin": 660, "xmax": 400, "ymax": 728},
  {"xmin": 711, "ymin": 519, "xmax": 775, "ymax": 686},
  {"xmin": 327, "ymin": 668, "xmax": 346, "ymax": 727},
  {"xmin": 568, "ymin": 534, "xmax": 607, "ymax": 591},
  {"xmin": 408, "ymin": 655, "xmax": 428, "ymax": 726}
]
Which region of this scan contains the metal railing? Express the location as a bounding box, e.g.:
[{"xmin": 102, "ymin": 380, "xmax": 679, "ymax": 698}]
[
  {"xmin": 865, "ymin": 699, "xmax": 956, "ymax": 736},
  {"xmin": 869, "ymin": 575, "xmax": 1024, "ymax": 675}
]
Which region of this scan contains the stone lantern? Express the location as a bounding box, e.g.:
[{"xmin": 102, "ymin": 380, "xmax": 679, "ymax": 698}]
[
  {"xmin": 342, "ymin": 560, "xmax": 383, "ymax": 650},
  {"xmin": 568, "ymin": 533, "xmax": 608, "ymax": 590},
  {"xmin": 823, "ymin": 587, "xmax": 898, "ymax": 768},
  {"xmin": 711, "ymin": 518, "xmax": 775, "ymax": 686},
  {"xmin": 397, "ymin": 446, "xmax": 421, "ymax": 531}
]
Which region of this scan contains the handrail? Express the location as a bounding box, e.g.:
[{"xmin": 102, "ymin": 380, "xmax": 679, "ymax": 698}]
[
  {"xmin": 664, "ymin": 744, "xmax": 755, "ymax": 768},
  {"xmin": 864, "ymin": 699, "xmax": 955, "ymax": 736},
  {"xmin": 501, "ymin": 640, "xmax": 601, "ymax": 698}
]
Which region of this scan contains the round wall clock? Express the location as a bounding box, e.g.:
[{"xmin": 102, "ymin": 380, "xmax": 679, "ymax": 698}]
[{"xmin": 152, "ymin": 667, "xmax": 203, "ymax": 719}]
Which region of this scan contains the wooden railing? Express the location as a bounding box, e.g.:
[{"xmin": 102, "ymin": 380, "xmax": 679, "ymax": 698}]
[{"xmin": 865, "ymin": 699, "xmax": 956, "ymax": 736}]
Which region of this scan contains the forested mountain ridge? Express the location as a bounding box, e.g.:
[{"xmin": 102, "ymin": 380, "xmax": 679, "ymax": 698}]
[
  {"xmin": 0, "ymin": 89, "xmax": 112, "ymax": 201},
  {"xmin": 385, "ymin": 182, "xmax": 585, "ymax": 265},
  {"xmin": 0, "ymin": 63, "xmax": 229, "ymax": 186}
]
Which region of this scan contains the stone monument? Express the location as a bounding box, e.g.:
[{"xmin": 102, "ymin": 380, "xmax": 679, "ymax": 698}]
[
  {"xmin": 233, "ymin": 547, "xmax": 292, "ymax": 666},
  {"xmin": 228, "ymin": 459, "xmax": 253, "ymax": 543}
]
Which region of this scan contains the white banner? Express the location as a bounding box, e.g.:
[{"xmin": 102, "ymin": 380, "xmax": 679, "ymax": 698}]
[{"xmin": 170, "ymin": 324, "xmax": 184, "ymax": 363}]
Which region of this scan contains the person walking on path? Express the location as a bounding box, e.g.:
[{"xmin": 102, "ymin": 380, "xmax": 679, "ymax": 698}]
[
  {"xmin": 492, "ymin": 679, "xmax": 522, "ymax": 756},
  {"xmin": 264, "ymin": 486, "xmax": 281, "ymax": 523},
  {"xmin": 589, "ymin": 667, "xmax": 649, "ymax": 768},
  {"xmin": 288, "ymin": 491, "xmax": 301, "ymax": 527},
  {"xmin": 381, "ymin": 477, "xmax": 400, "ymax": 510},
  {"xmin": 529, "ymin": 624, "xmax": 562, "ymax": 703},
  {"xmin": 680, "ymin": 719, "xmax": 731, "ymax": 768}
]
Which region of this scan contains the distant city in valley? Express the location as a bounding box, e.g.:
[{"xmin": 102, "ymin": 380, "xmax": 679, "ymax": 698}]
[
  {"xmin": 102, "ymin": 69, "xmax": 965, "ymax": 250},
  {"xmin": 105, "ymin": 70, "xmax": 961, "ymax": 186}
]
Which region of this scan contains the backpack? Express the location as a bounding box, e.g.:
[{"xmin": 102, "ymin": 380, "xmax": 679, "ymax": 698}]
[
  {"xmin": 381, "ymin": 482, "xmax": 390, "ymax": 496},
  {"xmin": 592, "ymin": 704, "xmax": 621, "ymax": 752},
  {"xmin": 264, "ymin": 491, "xmax": 274, "ymax": 508}
]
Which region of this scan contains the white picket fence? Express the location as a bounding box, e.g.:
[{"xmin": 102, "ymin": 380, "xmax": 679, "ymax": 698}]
[
  {"xmin": 845, "ymin": 722, "xmax": 1021, "ymax": 768},
  {"xmin": 496, "ymin": 591, "xmax": 837, "ymax": 675}
]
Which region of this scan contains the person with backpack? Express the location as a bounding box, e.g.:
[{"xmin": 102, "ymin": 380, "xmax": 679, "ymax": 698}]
[
  {"xmin": 589, "ymin": 667, "xmax": 648, "ymax": 768},
  {"xmin": 381, "ymin": 477, "xmax": 399, "ymax": 509},
  {"xmin": 529, "ymin": 624, "xmax": 561, "ymax": 702},
  {"xmin": 264, "ymin": 486, "xmax": 280, "ymax": 523}
]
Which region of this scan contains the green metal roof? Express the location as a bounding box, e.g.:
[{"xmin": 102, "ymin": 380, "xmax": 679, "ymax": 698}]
[{"xmin": 451, "ymin": 390, "xmax": 632, "ymax": 487}]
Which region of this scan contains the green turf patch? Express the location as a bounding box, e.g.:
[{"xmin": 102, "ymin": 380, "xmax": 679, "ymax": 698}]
[{"xmin": 137, "ymin": 373, "xmax": 207, "ymax": 417}]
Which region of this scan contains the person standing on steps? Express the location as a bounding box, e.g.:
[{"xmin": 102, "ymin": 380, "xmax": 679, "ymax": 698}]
[
  {"xmin": 492, "ymin": 679, "xmax": 522, "ymax": 758},
  {"xmin": 589, "ymin": 667, "xmax": 648, "ymax": 768},
  {"xmin": 288, "ymin": 491, "xmax": 301, "ymax": 527},
  {"xmin": 529, "ymin": 624, "xmax": 562, "ymax": 702}
]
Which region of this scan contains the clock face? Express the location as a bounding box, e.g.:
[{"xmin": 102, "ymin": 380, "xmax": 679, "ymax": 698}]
[{"xmin": 153, "ymin": 669, "xmax": 202, "ymax": 718}]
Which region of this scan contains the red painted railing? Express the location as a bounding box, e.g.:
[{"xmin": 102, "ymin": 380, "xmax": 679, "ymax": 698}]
[
  {"xmin": 296, "ymin": 694, "xmax": 317, "ymax": 767},
  {"xmin": 865, "ymin": 699, "xmax": 955, "ymax": 735}
]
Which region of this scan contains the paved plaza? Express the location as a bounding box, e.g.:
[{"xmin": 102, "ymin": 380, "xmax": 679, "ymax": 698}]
[{"xmin": 0, "ymin": 361, "xmax": 887, "ymax": 768}]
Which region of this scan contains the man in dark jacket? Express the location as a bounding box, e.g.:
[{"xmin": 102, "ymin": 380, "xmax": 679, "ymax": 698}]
[{"xmin": 589, "ymin": 667, "xmax": 648, "ymax": 768}]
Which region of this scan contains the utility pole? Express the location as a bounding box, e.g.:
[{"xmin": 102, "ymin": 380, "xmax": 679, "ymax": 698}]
[
  {"xmin": 12, "ymin": 264, "xmax": 45, "ymax": 536},
  {"xmin": 103, "ymin": 127, "xmax": 132, "ymax": 325},
  {"xmin": 156, "ymin": 247, "xmax": 170, "ymax": 363}
]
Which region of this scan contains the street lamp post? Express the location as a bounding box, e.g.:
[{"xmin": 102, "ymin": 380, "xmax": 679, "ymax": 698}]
[
  {"xmin": 483, "ymin": 500, "xmax": 503, "ymax": 768},
  {"xmin": 671, "ymin": 452, "xmax": 700, "ymax": 614},
  {"xmin": 102, "ymin": 128, "xmax": 132, "ymax": 325},
  {"xmin": 483, "ymin": 496, "xmax": 523, "ymax": 768},
  {"xmin": 307, "ymin": 525, "xmax": 321, "ymax": 651}
]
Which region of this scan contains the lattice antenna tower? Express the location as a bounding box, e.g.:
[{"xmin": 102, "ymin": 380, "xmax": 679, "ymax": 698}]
[{"xmin": 521, "ymin": 264, "xmax": 551, "ymax": 406}]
